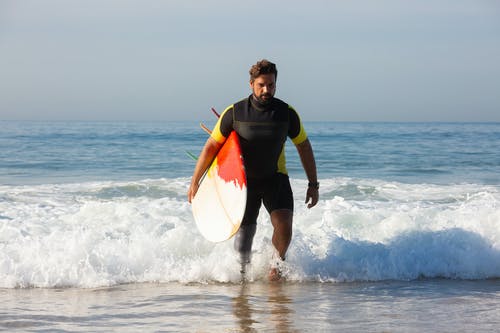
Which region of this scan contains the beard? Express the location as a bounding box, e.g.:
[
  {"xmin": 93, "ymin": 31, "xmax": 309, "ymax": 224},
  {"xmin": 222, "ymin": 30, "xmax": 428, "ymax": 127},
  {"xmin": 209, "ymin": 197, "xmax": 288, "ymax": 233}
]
[{"xmin": 255, "ymin": 93, "xmax": 273, "ymax": 105}]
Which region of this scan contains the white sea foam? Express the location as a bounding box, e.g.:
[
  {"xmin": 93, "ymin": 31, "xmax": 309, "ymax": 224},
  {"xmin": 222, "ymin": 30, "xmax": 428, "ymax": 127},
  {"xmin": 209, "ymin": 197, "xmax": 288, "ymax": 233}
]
[{"xmin": 0, "ymin": 178, "xmax": 499, "ymax": 288}]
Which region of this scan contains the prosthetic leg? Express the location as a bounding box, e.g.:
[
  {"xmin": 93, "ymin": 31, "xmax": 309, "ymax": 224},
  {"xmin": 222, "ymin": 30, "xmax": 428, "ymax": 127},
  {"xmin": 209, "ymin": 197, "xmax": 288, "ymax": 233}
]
[{"xmin": 233, "ymin": 224, "xmax": 256, "ymax": 275}]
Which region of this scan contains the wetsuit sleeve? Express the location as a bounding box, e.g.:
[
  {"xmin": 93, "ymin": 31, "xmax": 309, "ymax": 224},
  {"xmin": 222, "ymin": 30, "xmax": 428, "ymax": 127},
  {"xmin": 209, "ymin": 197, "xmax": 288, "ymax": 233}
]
[
  {"xmin": 210, "ymin": 105, "xmax": 234, "ymax": 144},
  {"xmin": 288, "ymin": 105, "xmax": 308, "ymax": 145}
]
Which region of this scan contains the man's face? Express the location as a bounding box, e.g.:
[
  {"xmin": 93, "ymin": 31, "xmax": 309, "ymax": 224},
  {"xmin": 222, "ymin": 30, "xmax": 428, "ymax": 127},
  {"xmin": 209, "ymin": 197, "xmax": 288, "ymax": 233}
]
[{"xmin": 250, "ymin": 73, "xmax": 276, "ymax": 104}]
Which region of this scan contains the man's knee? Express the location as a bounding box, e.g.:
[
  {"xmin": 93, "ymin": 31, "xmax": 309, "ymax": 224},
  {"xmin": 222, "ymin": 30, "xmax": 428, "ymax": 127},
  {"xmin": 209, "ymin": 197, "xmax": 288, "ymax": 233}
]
[{"xmin": 271, "ymin": 209, "xmax": 293, "ymax": 231}]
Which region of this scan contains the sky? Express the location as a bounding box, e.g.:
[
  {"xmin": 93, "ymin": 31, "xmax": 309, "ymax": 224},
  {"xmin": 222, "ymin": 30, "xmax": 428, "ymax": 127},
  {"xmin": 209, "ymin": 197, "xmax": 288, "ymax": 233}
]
[{"xmin": 1, "ymin": 0, "xmax": 499, "ymax": 122}]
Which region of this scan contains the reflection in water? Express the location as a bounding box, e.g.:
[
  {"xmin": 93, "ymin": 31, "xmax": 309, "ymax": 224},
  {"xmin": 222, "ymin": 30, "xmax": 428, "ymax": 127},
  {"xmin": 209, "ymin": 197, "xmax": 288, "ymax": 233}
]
[
  {"xmin": 232, "ymin": 284, "xmax": 258, "ymax": 332},
  {"xmin": 232, "ymin": 283, "xmax": 297, "ymax": 333},
  {"xmin": 268, "ymin": 283, "xmax": 296, "ymax": 333}
]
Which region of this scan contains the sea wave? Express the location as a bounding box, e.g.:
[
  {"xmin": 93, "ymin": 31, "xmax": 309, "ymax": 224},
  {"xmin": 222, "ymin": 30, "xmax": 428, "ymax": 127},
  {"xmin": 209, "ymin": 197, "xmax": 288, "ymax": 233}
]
[{"xmin": 0, "ymin": 178, "xmax": 499, "ymax": 288}]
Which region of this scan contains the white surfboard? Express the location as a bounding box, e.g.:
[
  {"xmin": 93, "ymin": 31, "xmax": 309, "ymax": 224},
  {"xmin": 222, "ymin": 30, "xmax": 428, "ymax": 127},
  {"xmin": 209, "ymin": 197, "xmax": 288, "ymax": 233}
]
[{"xmin": 192, "ymin": 131, "xmax": 247, "ymax": 242}]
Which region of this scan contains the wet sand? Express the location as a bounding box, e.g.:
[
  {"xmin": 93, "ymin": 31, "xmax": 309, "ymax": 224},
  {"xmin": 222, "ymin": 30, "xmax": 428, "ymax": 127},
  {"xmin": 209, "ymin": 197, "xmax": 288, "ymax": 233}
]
[{"xmin": 1, "ymin": 279, "xmax": 499, "ymax": 332}]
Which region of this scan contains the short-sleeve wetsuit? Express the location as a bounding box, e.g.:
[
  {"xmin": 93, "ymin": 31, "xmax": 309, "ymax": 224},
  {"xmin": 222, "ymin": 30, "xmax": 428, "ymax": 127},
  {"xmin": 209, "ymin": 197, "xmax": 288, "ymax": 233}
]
[{"xmin": 211, "ymin": 95, "xmax": 308, "ymax": 225}]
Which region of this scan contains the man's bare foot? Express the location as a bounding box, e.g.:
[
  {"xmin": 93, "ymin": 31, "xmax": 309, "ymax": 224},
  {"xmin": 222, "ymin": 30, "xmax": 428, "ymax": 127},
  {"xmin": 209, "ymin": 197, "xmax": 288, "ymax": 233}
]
[{"xmin": 268, "ymin": 267, "xmax": 283, "ymax": 282}]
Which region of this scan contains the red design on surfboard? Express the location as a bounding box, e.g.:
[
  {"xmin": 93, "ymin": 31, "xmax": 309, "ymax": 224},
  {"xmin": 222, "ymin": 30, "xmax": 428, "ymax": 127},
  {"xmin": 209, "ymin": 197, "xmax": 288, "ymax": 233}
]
[{"xmin": 216, "ymin": 131, "xmax": 246, "ymax": 189}]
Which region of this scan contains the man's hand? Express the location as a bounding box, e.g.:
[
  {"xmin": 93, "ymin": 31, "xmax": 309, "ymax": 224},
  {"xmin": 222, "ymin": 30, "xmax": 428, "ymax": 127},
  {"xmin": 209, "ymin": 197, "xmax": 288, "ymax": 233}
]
[
  {"xmin": 187, "ymin": 182, "xmax": 199, "ymax": 203},
  {"xmin": 296, "ymin": 139, "xmax": 319, "ymax": 209},
  {"xmin": 305, "ymin": 187, "xmax": 319, "ymax": 208},
  {"xmin": 186, "ymin": 137, "xmax": 223, "ymax": 204}
]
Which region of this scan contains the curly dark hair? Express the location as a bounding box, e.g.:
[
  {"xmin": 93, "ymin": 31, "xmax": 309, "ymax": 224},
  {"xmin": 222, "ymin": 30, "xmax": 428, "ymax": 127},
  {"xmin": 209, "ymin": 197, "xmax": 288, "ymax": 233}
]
[{"xmin": 249, "ymin": 59, "xmax": 278, "ymax": 82}]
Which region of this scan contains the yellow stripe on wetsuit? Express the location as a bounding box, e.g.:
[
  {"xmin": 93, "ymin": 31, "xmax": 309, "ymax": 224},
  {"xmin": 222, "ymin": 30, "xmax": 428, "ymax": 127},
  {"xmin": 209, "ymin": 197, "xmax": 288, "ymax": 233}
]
[{"xmin": 210, "ymin": 105, "xmax": 233, "ymax": 144}]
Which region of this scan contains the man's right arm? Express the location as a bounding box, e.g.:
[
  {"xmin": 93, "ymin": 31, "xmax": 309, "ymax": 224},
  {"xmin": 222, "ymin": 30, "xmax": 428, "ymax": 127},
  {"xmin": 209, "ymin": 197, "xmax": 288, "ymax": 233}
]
[
  {"xmin": 187, "ymin": 137, "xmax": 223, "ymax": 203},
  {"xmin": 188, "ymin": 105, "xmax": 233, "ymax": 203}
]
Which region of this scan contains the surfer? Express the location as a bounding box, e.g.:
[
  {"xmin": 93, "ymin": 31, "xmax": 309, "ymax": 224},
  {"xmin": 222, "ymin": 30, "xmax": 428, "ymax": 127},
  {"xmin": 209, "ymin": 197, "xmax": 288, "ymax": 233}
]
[{"xmin": 188, "ymin": 59, "xmax": 319, "ymax": 281}]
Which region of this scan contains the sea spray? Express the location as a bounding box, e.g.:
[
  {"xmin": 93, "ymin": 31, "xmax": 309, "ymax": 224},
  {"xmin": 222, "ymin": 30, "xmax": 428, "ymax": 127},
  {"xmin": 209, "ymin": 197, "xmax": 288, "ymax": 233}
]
[{"xmin": 1, "ymin": 178, "xmax": 499, "ymax": 288}]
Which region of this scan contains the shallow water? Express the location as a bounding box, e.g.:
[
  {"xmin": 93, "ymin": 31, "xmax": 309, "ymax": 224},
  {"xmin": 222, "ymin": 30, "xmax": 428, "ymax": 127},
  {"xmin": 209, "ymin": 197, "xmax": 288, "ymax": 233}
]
[
  {"xmin": 1, "ymin": 177, "xmax": 499, "ymax": 288},
  {"xmin": 1, "ymin": 121, "xmax": 500, "ymax": 331},
  {"xmin": 1, "ymin": 280, "xmax": 499, "ymax": 332}
]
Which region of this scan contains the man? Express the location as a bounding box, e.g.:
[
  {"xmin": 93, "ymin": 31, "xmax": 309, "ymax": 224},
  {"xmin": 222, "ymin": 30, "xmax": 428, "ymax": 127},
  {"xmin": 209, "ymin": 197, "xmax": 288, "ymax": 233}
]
[{"xmin": 188, "ymin": 59, "xmax": 319, "ymax": 281}]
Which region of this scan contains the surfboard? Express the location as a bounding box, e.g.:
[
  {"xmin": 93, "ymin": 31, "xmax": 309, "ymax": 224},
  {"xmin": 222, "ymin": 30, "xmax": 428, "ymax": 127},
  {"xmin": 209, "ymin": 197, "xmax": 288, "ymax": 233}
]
[{"xmin": 192, "ymin": 131, "xmax": 247, "ymax": 242}]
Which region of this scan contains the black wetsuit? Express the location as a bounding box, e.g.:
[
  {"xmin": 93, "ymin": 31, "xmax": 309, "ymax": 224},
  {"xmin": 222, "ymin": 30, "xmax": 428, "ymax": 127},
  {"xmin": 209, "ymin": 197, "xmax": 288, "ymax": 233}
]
[{"xmin": 211, "ymin": 95, "xmax": 308, "ymax": 225}]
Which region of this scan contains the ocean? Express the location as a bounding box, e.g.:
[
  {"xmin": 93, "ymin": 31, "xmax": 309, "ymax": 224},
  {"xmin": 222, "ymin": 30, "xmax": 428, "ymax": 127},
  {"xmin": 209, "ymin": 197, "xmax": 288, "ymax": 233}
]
[{"xmin": 1, "ymin": 120, "xmax": 499, "ymax": 332}]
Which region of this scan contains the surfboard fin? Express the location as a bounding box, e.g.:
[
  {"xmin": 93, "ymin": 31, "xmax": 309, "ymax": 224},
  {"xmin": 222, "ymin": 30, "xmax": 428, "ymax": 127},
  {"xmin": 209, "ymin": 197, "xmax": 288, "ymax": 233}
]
[
  {"xmin": 185, "ymin": 151, "xmax": 198, "ymax": 161},
  {"xmin": 200, "ymin": 122, "xmax": 212, "ymax": 135},
  {"xmin": 211, "ymin": 107, "xmax": 220, "ymax": 118},
  {"xmin": 187, "ymin": 109, "xmax": 217, "ymax": 160}
]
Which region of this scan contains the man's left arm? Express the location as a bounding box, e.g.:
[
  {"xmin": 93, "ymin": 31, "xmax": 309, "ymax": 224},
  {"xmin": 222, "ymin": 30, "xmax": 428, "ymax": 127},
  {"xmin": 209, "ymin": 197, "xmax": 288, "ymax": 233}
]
[{"xmin": 295, "ymin": 138, "xmax": 319, "ymax": 208}]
